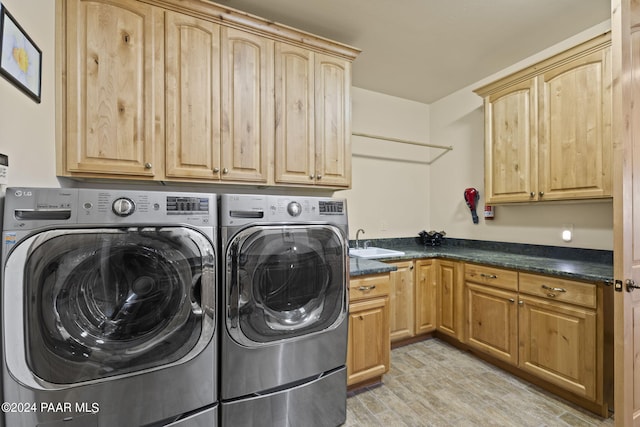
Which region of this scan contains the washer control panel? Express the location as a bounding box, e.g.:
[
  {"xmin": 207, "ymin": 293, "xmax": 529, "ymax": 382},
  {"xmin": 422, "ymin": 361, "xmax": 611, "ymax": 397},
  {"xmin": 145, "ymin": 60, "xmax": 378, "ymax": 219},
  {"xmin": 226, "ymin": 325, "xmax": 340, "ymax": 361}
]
[{"xmin": 4, "ymin": 188, "xmax": 217, "ymax": 231}]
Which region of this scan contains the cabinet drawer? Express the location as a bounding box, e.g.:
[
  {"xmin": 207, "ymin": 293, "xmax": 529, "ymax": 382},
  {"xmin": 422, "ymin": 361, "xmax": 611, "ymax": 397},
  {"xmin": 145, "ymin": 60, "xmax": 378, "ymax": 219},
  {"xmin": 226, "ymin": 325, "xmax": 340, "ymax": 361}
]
[
  {"xmin": 349, "ymin": 274, "xmax": 390, "ymax": 302},
  {"xmin": 519, "ymin": 273, "xmax": 596, "ymax": 308},
  {"xmin": 465, "ymin": 264, "xmax": 518, "ymax": 291}
]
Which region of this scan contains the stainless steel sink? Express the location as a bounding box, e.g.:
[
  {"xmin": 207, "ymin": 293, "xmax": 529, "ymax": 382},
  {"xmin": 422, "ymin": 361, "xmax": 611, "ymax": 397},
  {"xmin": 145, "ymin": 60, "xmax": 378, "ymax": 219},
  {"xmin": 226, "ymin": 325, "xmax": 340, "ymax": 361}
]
[{"xmin": 349, "ymin": 247, "xmax": 405, "ymax": 259}]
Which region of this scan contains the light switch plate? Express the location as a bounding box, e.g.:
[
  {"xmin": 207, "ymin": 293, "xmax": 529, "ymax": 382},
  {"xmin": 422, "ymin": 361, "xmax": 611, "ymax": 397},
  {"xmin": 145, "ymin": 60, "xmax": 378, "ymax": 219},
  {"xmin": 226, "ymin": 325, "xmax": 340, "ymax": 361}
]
[{"xmin": 0, "ymin": 153, "xmax": 8, "ymax": 185}]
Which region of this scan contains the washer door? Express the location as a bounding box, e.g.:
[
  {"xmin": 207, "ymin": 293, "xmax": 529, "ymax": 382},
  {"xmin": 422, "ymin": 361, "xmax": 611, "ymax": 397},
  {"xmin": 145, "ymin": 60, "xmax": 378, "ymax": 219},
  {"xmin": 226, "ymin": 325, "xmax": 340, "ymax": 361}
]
[
  {"xmin": 3, "ymin": 227, "xmax": 215, "ymax": 387},
  {"xmin": 226, "ymin": 225, "xmax": 347, "ymax": 345}
]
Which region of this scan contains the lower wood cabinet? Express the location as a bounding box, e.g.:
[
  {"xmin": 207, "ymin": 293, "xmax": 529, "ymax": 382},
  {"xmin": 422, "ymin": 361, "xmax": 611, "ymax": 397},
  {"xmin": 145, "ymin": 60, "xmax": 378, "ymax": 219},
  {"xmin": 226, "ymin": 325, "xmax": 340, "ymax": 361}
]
[
  {"xmin": 415, "ymin": 259, "xmax": 437, "ymax": 335},
  {"xmin": 386, "ymin": 261, "xmax": 415, "ymax": 342},
  {"xmin": 518, "ymin": 272, "xmax": 600, "ymax": 402},
  {"xmin": 464, "ymin": 263, "xmax": 606, "ymax": 413},
  {"xmin": 351, "ymin": 257, "xmax": 607, "ymax": 414},
  {"xmin": 466, "ymin": 282, "xmax": 518, "ymax": 365},
  {"xmin": 347, "ymin": 273, "xmax": 390, "ymax": 387},
  {"xmin": 436, "ymin": 259, "xmax": 464, "ymax": 341},
  {"xmin": 465, "ymin": 264, "xmax": 519, "ymax": 364},
  {"xmin": 385, "ymin": 259, "xmax": 460, "ymax": 344}
]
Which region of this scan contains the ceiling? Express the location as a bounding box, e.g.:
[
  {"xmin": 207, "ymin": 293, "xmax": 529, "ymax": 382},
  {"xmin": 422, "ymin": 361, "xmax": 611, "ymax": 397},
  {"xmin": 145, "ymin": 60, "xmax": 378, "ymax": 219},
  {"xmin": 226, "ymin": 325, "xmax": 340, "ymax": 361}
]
[{"xmin": 214, "ymin": 0, "xmax": 610, "ymax": 104}]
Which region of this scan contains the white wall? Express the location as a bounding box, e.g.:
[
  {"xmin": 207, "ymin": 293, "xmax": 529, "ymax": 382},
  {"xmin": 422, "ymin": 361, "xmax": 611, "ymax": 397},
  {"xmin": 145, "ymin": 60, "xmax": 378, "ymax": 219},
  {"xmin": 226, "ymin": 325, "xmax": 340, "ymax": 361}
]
[
  {"xmin": 336, "ymin": 87, "xmax": 431, "ymax": 239},
  {"xmin": 0, "ymin": 0, "xmax": 57, "ymax": 188},
  {"xmin": 429, "ymin": 20, "xmax": 614, "ymax": 250}
]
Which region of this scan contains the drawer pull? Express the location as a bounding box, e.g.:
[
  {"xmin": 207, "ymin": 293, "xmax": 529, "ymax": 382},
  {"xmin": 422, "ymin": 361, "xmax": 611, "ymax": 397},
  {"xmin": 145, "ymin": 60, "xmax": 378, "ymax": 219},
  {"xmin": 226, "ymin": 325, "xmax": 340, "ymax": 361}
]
[
  {"xmin": 480, "ymin": 273, "xmax": 497, "ymax": 279},
  {"xmin": 358, "ymin": 285, "xmax": 376, "ymax": 291},
  {"xmin": 541, "ymin": 284, "xmax": 566, "ymax": 293}
]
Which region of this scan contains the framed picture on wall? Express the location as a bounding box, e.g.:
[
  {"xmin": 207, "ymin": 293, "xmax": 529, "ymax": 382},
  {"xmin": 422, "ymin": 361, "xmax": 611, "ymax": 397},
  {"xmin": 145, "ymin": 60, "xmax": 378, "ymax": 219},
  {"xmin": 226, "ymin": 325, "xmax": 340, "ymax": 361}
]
[{"xmin": 0, "ymin": 4, "xmax": 42, "ymax": 103}]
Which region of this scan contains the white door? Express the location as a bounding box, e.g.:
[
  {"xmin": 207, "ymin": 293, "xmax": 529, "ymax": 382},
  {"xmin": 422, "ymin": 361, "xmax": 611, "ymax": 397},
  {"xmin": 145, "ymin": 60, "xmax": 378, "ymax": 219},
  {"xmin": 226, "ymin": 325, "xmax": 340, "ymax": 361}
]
[{"xmin": 612, "ymin": 0, "xmax": 640, "ymax": 425}]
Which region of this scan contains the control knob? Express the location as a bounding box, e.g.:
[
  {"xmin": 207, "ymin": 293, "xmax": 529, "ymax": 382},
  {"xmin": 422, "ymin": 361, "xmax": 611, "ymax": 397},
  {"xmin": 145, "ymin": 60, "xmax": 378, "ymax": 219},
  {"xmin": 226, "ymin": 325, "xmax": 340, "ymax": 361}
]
[
  {"xmin": 287, "ymin": 201, "xmax": 302, "ymax": 217},
  {"xmin": 112, "ymin": 197, "xmax": 136, "ymax": 217}
]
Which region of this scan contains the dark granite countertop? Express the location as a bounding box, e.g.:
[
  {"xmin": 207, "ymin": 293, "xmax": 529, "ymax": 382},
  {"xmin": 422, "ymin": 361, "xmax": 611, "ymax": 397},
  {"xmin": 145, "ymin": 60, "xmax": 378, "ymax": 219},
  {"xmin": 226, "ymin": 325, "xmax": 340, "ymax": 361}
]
[
  {"xmin": 349, "ymin": 237, "xmax": 613, "ymax": 283},
  {"xmin": 349, "ymin": 257, "xmax": 398, "ymax": 276}
]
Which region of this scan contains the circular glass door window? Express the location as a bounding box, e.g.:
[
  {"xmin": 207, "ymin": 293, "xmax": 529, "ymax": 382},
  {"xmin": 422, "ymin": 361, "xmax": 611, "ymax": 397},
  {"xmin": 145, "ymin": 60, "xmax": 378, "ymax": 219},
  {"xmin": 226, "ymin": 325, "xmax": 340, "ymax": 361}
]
[
  {"xmin": 23, "ymin": 227, "xmax": 215, "ymax": 384},
  {"xmin": 227, "ymin": 225, "xmax": 346, "ymax": 344}
]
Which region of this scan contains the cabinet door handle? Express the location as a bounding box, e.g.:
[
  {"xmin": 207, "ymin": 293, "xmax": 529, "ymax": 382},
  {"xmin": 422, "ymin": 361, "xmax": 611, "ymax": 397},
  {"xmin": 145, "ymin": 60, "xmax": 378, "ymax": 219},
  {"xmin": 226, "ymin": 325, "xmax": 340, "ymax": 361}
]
[
  {"xmin": 541, "ymin": 284, "xmax": 566, "ymax": 293},
  {"xmin": 222, "ymin": 168, "xmax": 229, "ymax": 174},
  {"xmin": 316, "ymin": 174, "xmax": 322, "ymax": 180},
  {"xmin": 508, "ymin": 298, "xmax": 515, "ymax": 303},
  {"xmin": 480, "ymin": 273, "xmax": 497, "ymax": 279},
  {"xmin": 530, "ymin": 192, "xmax": 535, "ymax": 198},
  {"xmin": 539, "ymin": 191, "xmax": 545, "ymax": 197},
  {"xmin": 358, "ymin": 285, "xmax": 376, "ymax": 291},
  {"xmin": 309, "ymin": 174, "xmax": 315, "ymax": 179},
  {"xmin": 144, "ymin": 162, "xmax": 153, "ymax": 169},
  {"xmin": 213, "ymin": 167, "xmax": 220, "ymax": 173}
]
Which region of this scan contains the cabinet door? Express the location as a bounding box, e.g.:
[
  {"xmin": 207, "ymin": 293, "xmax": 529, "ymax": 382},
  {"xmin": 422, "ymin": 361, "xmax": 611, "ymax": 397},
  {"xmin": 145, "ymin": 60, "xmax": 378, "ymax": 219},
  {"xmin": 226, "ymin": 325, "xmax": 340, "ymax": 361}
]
[
  {"xmin": 466, "ymin": 283, "xmax": 518, "ymax": 365},
  {"xmin": 538, "ymin": 47, "xmax": 612, "ymax": 200},
  {"xmin": 484, "ymin": 79, "xmax": 538, "ymax": 203},
  {"xmin": 519, "ymin": 295, "xmax": 597, "ymax": 400},
  {"xmin": 415, "ymin": 259, "xmax": 436, "ymax": 335},
  {"xmin": 65, "ymin": 0, "xmax": 162, "ymax": 177},
  {"xmin": 314, "ymin": 53, "xmax": 352, "ymax": 187},
  {"xmin": 220, "ymin": 27, "xmax": 273, "ymax": 182},
  {"xmin": 387, "ymin": 261, "xmax": 415, "ymax": 342},
  {"xmin": 165, "ymin": 12, "xmax": 221, "ymax": 179},
  {"xmin": 274, "ymin": 43, "xmax": 315, "ymax": 185},
  {"xmin": 347, "ymin": 296, "xmax": 390, "ymax": 386},
  {"xmin": 437, "ymin": 260, "xmax": 463, "ymax": 340}
]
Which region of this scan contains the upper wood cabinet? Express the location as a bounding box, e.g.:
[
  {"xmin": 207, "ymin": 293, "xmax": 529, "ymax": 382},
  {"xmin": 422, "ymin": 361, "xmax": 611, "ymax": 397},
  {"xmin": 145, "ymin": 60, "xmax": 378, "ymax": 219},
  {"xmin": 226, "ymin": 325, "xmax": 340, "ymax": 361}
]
[
  {"xmin": 57, "ymin": 0, "xmax": 359, "ymax": 188},
  {"xmin": 275, "ymin": 46, "xmax": 352, "ymax": 187},
  {"xmin": 475, "ymin": 33, "xmax": 612, "ymax": 203},
  {"xmin": 220, "ymin": 27, "xmax": 273, "ymax": 183},
  {"xmin": 165, "ymin": 11, "xmax": 221, "ymax": 180},
  {"xmin": 62, "ymin": 0, "xmax": 163, "ymax": 178}
]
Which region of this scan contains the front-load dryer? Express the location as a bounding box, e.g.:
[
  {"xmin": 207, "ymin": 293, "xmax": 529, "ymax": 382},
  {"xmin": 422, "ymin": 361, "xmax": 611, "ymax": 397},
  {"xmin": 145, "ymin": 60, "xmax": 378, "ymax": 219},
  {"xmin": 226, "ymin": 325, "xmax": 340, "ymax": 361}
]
[
  {"xmin": 1, "ymin": 188, "xmax": 218, "ymax": 427},
  {"xmin": 219, "ymin": 194, "xmax": 349, "ymax": 427}
]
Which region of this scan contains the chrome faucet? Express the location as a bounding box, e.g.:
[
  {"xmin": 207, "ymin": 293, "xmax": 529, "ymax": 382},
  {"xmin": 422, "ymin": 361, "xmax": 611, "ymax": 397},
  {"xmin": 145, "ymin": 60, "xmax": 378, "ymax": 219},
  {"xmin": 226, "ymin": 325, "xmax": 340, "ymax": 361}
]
[{"xmin": 355, "ymin": 228, "xmax": 365, "ymax": 249}]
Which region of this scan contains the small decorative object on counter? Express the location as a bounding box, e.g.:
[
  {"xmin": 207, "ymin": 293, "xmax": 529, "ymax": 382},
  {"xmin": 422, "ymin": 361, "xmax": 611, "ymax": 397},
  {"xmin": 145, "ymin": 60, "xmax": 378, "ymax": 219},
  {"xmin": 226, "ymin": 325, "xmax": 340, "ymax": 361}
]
[
  {"xmin": 484, "ymin": 204, "xmax": 495, "ymax": 220},
  {"xmin": 418, "ymin": 230, "xmax": 446, "ymax": 246},
  {"xmin": 464, "ymin": 187, "xmax": 480, "ymax": 224}
]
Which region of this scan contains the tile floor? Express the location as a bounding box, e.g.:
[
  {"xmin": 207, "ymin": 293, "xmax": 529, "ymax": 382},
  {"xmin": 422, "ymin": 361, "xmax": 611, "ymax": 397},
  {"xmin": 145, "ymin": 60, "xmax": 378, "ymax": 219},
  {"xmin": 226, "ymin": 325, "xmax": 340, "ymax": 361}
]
[{"xmin": 345, "ymin": 338, "xmax": 614, "ymax": 427}]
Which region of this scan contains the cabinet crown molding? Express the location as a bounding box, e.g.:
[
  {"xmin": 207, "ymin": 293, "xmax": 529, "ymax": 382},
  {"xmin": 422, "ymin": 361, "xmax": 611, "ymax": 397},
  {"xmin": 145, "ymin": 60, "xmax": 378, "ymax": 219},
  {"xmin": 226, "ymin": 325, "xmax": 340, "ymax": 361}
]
[
  {"xmin": 141, "ymin": 0, "xmax": 361, "ymax": 60},
  {"xmin": 473, "ymin": 32, "xmax": 610, "ymax": 97}
]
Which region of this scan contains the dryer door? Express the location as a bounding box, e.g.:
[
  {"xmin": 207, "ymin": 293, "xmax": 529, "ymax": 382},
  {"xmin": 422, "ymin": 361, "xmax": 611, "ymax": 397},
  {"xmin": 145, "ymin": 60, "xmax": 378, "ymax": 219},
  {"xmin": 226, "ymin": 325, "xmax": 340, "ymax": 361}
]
[
  {"xmin": 226, "ymin": 224, "xmax": 347, "ymax": 345},
  {"xmin": 3, "ymin": 227, "xmax": 215, "ymax": 387}
]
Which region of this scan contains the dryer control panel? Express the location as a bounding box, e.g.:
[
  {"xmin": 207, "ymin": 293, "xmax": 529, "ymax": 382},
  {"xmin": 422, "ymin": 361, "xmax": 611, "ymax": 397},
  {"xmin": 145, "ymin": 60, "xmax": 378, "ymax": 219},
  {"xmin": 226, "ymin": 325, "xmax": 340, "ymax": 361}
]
[{"xmin": 220, "ymin": 194, "xmax": 347, "ymax": 227}]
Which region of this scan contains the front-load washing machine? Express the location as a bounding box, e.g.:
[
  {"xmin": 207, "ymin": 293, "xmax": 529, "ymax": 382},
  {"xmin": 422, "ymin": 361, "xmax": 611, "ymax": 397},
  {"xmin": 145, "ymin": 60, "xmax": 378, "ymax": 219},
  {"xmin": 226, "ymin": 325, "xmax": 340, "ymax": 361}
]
[
  {"xmin": 1, "ymin": 188, "xmax": 218, "ymax": 427},
  {"xmin": 219, "ymin": 194, "xmax": 349, "ymax": 427}
]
